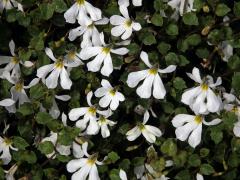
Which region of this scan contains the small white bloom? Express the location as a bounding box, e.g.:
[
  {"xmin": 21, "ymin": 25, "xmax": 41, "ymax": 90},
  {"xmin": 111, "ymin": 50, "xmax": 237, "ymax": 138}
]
[
  {"xmin": 181, "ymin": 67, "xmax": 222, "ymax": 114},
  {"xmin": 40, "ymin": 94, "xmax": 71, "ymax": 119},
  {"xmin": 63, "ymin": 50, "xmax": 84, "ymax": 68},
  {"xmin": 110, "ymin": 6, "xmax": 141, "ymax": 40},
  {"xmin": 95, "ymin": 79, "xmax": 125, "ymax": 110},
  {"xmin": 172, "ymin": 113, "xmax": 222, "ymax": 148},
  {"xmin": 0, "ymin": 40, "xmax": 33, "ymax": 81},
  {"xmin": 0, "ymin": 136, "xmax": 18, "ymax": 165},
  {"xmin": 66, "ymin": 142, "xmax": 103, "ymax": 180},
  {"xmin": 2, "ymin": 71, "xmax": 39, "ymax": 113},
  {"xmin": 126, "ymin": 111, "xmax": 162, "ymax": 143},
  {"xmin": 168, "ymin": 0, "xmax": 196, "ymax": 16},
  {"xmin": 64, "ymin": 0, "xmax": 102, "ymax": 25},
  {"xmin": 79, "ymin": 33, "xmax": 129, "ymax": 76},
  {"xmin": 4, "ymin": 163, "xmax": 18, "ymax": 180},
  {"xmin": 69, "ymin": 18, "xmax": 109, "ymax": 48},
  {"xmin": 0, "ymin": 99, "xmax": 15, "ymax": 107},
  {"xmin": 196, "ymin": 173, "xmax": 204, "ymax": 180},
  {"xmin": 119, "ymin": 169, "xmax": 128, "ymax": 180},
  {"xmin": 37, "ymin": 48, "xmax": 73, "ymax": 90},
  {"xmin": 118, "ymin": 0, "xmax": 143, "ymax": 7},
  {"xmin": 223, "ymin": 92, "xmax": 240, "ymax": 137},
  {"xmin": 41, "ymin": 131, "xmax": 71, "ymax": 158},
  {"xmin": 69, "ymin": 91, "xmax": 102, "ymax": 135},
  {"xmin": 0, "ymin": 0, "xmax": 23, "ymax": 12},
  {"xmin": 218, "ymin": 41, "xmax": 233, "ymax": 62},
  {"xmin": 97, "ymin": 109, "xmax": 116, "ymax": 138},
  {"xmin": 127, "ymin": 51, "xmax": 176, "ymax": 99}
]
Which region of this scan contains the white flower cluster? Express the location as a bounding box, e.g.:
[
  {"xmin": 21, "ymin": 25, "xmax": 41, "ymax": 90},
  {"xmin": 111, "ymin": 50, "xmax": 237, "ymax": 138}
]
[{"xmin": 0, "ymin": 0, "xmax": 236, "ymax": 180}]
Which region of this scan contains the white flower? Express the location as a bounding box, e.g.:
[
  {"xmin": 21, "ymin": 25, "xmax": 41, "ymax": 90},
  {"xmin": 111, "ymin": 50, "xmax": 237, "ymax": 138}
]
[
  {"xmin": 69, "ymin": 91, "xmax": 102, "ymax": 135},
  {"xmin": 63, "ymin": 50, "xmax": 84, "ymax": 68},
  {"xmin": 181, "ymin": 67, "xmax": 222, "ymax": 114},
  {"xmin": 41, "ymin": 113, "xmax": 71, "ymax": 158},
  {"xmin": 126, "ymin": 111, "xmax": 162, "ymax": 143},
  {"xmin": 0, "ymin": 99, "xmax": 15, "ymax": 108},
  {"xmin": 196, "ymin": 173, "xmax": 204, "ymax": 180},
  {"xmin": 64, "ymin": 0, "xmax": 102, "ymax": 25},
  {"xmin": 223, "ymin": 92, "xmax": 240, "ymax": 137},
  {"xmin": 66, "ymin": 142, "xmax": 103, "ymax": 180},
  {"xmin": 97, "ymin": 109, "xmax": 116, "ymax": 138},
  {"xmin": 40, "ymin": 94, "xmax": 71, "ymax": 119},
  {"xmin": 0, "ymin": 0, "xmax": 23, "ymax": 12},
  {"xmin": 0, "ymin": 40, "xmax": 33, "ymax": 81},
  {"xmin": 218, "ymin": 41, "xmax": 233, "ymax": 62},
  {"xmin": 172, "ymin": 113, "xmax": 221, "ymax": 148},
  {"xmin": 168, "ymin": 0, "xmax": 196, "ymax": 16},
  {"xmin": 110, "ymin": 6, "xmax": 141, "ymax": 40},
  {"xmin": 3, "ymin": 71, "xmax": 39, "ymax": 113},
  {"xmin": 95, "ymin": 79, "xmax": 125, "ymax": 110},
  {"xmin": 4, "ymin": 163, "xmax": 18, "ymax": 180},
  {"xmin": 79, "ymin": 33, "xmax": 129, "ymax": 76},
  {"xmin": 69, "ymin": 18, "xmax": 109, "ymax": 48},
  {"xmin": 119, "ymin": 169, "xmax": 128, "ymax": 180},
  {"xmin": 127, "ymin": 51, "xmax": 176, "ymax": 99},
  {"xmin": 41, "ymin": 131, "xmax": 71, "ymax": 158},
  {"xmin": 0, "ymin": 136, "xmax": 18, "ymax": 165},
  {"xmin": 37, "ymin": 48, "xmax": 73, "ymax": 90},
  {"xmin": 118, "ymin": 0, "xmax": 142, "ymax": 7}
]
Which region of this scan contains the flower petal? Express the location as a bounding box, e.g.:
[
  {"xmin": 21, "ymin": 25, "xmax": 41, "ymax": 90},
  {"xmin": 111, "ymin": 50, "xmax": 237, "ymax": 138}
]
[
  {"xmin": 60, "ymin": 68, "xmax": 72, "ymax": 89},
  {"xmin": 188, "ymin": 123, "xmax": 202, "ymax": 148},
  {"xmin": 69, "ymin": 108, "xmax": 88, "ymax": 121},
  {"xmin": 136, "ymin": 74, "xmax": 154, "ymax": 98},
  {"xmin": 126, "ymin": 70, "xmax": 149, "ymax": 88},
  {"xmin": 153, "ymin": 74, "xmax": 166, "ymax": 99}
]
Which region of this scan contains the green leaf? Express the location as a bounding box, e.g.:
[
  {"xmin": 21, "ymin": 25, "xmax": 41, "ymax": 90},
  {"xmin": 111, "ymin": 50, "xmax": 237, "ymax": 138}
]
[
  {"xmin": 40, "ymin": 3, "xmax": 55, "ymax": 20},
  {"xmin": 30, "ymin": 84, "xmax": 46, "ymax": 100},
  {"xmin": 188, "ymin": 154, "xmax": 201, "ymax": 167},
  {"xmin": 232, "ymin": 72, "xmax": 240, "ymax": 95},
  {"xmin": 165, "ymin": 52, "xmax": 178, "ymax": 65},
  {"xmin": 228, "ymin": 55, "xmax": 240, "ymax": 70},
  {"xmin": 210, "ymin": 128, "xmax": 223, "ymax": 144},
  {"xmin": 186, "ymin": 34, "xmax": 201, "ymax": 46},
  {"xmin": 38, "ymin": 141, "xmax": 55, "ymax": 155},
  {"xmin": 157, "ymin": 42, "xmax": 171, "ymax": 55},
  {"xmin": 13, "ymin": 136, "xmax": 29, "ymax": 150},
  {"xmin": 173, "ymin": 77, "xmax": 187, "ymax": 90},
  {"xmin": 13, "ymin": 150, "xmax": 37, "ymax": 164},
  {"xmin": 18, "ymin": 49, "xmax": 32, "ymax": 62},
  {"xmin": 143, "ymin": 33, "xmax": 156, "ymax": 45},
  {"xmin": 53, "ymin": 0, "xmax": 67, "ymax": 13},
  {"xmin": 29, "ymin": 32, "xmax": 45, "ymax": 51},
  {"xmin": 166, "ymin": 24, "xmax": 178, "ymax": 36},
  {"xmin": 17, "ymin": 103, "xmax": 34, "ymax": 116},
  {"xmin": 215, "ymin": 4, "xmax": 231, "ymax": 16},
  {"xmin": 107, "ymin": 151, "xmax": 120, "ymax": 163},
  {"xmin": 160, "ymin": 139, "xmax": 177, "ymax": 157},
  {"xmin": 200, "ymin": 148, "xmax": 210, "ymax": 157},
  {"xmin": 151, "ymin": 13, "xmax": 163, "ymax": 26},
  {"xmin": 234, "ymin": 2, "xmax": 240, "ymax": 16},
  {"xmin": 175, "ymin": 170, "xmax": 191, "ymax": 180},
  {"xmin": 200, "ymin": 164, "xmax": 215, "ymax": 175},
  {"xmin": 132, "ymin": 157, "xmax": 145, "ymax": 166},
  {"xmin": 183, "ymin": 12, "xmax": 199, "ymax": 26},
  {"xmin": 36, "ymin": 112, "xmax": 53, "ymax": 125}
]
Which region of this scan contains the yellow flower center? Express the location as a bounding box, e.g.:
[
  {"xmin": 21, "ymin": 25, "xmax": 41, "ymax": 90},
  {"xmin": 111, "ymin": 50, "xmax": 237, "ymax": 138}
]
[
  {"xmin": 109, "ymin": 89, "xmax": 116, "ymax": 96},
  {"xmin": 76, "ymin": 0, "xmax": 85, "ymax": 5},
  {"xmin": 67, "ymin": 51, "xmax": 76, "ymax": 60},
  {"xmin": 87, "ymin": 23, "xmax": 94, "ymax": 29},
  {"xmin": 124, "ymin": 19, "xmax": 132, "ymax": 27},
  {"xmin": 15, "ymin": 82, "xmax": 23, "ymax": 91},
  {"xmin": 4, "ymin": 138, "xmax": 12, "ymax": 146},
  {"xmin": 201, "ymin": 84, "xmax": 208, "ymax": 91},
  {"xmin": 88, "ymin": 106, "xmax": 97, "ymax": 115},
  {"xmin": 99, "ymin": 116, "xmax": 106, "ymax": 124},
  {"xmin": 139, "ymin": 124, "xmax": 145, "ymax": 131},
  {"xmin": 11, "ymin": 56, "xmax": 19, "ymax": 64},
  {"xmin": 148, "ymin": 68, "xmax": 158, "ymax": 75},
  {"xmin": 87, "ymin": 154, "xmax": 98, "ymax": 165},
  {"xmin": 194, "ymin": 115, "xmax": 202, "ymax": 124},
  {"xmin": 55, "ymin": 59, "xmax": 64, "ymax": 69},
  {"xmin": 102, "ymin": 47, "xmax": 111, "ymax": 54},
  {"xmin": 232, "ymin": 106, "xmax": 239, "ymax": 113}
]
